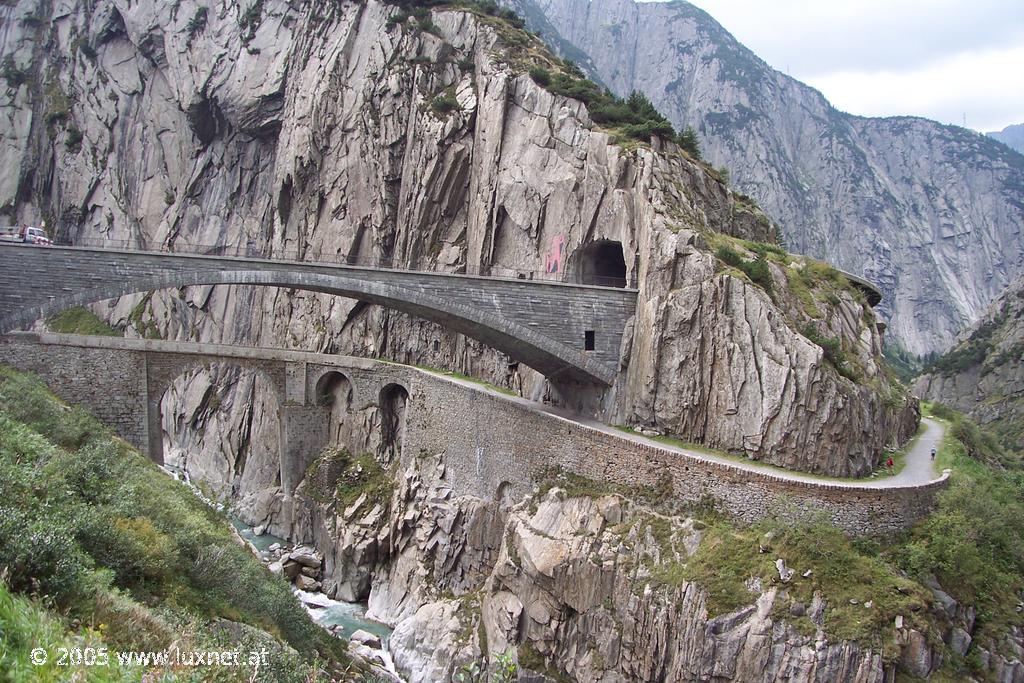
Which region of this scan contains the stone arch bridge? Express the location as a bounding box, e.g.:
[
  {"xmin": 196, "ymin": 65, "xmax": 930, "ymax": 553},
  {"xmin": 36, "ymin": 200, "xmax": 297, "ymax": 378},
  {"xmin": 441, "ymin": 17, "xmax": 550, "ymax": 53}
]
[
  {"xmin": 2, "ymin": 333, "xmax": 945, "ymax": 536},
  {"xmin": 0, "ymin": 244, "xmax": 638, "ymax": 385},
  {"xmin": 1, "ymin": 332, "xmax": 417, "ymax": 501}
]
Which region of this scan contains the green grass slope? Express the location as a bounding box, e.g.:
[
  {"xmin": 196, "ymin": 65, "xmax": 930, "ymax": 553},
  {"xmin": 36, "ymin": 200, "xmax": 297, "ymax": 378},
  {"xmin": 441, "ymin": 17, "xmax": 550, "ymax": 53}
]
[{"xmin": 0, "ymin": 364, "xmax": 363, "ymax": 682}]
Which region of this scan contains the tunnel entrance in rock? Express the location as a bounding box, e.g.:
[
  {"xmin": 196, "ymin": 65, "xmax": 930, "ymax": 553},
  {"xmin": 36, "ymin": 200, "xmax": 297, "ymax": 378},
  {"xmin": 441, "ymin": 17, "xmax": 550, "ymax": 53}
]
[
  {"xmin": 378, "ymin": 382, "xmax": 409, "ymax": 462},
  {"xmin": 575, "ymin": 240, "xmax": 627, "ymax": 288},
  {"xmin": 315, "ymin": 371, "xmax": 353, "ymax": 445}
]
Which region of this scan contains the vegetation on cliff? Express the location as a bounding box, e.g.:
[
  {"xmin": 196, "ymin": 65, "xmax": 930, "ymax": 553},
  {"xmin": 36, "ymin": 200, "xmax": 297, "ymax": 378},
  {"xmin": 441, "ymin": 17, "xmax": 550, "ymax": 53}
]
[
  {"xmin": 0, "ymin": 365, "xmax": 358, "ymax": 681},
  {"xmin": 388, "ymin": 0, "xmax": 709, "ymax": 156},
  {"xmin": 304, "ymin": 446, "xmax": 396, "ymax": 512},
  {"xmin": 901, "ymin": 404, "xmax": 1024, "ymax": 639},
  {"xmin": 537, "ymin": 410, "xmax": 1024, "ymax": 677},
  {"xmin": 705, "ymin": 232, "xmax": 881, "ymax": 386},
  {"xmin": 45, "ymin": 306, "xmax": 121, "ymax": 336}
]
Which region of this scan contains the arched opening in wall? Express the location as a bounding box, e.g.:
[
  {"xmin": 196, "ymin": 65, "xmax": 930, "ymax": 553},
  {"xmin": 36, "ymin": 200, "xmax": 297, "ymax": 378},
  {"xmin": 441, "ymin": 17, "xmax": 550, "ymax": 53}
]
[
  {"xmin": 315, "ymin": 371, "xmax": 353, "ymax": 445},
  {"xmin": 158, "ymin": 363, "xmax": 282, "ymax": 507},
  {"xmin": 495, "ymin": 481, "xmax": 515, "ymax": 509},
  {"xmin": 574, "ymin": 240, "xmax": 627, "ymax": 288},
  {"xmin": 378, "ymin": 382, "xmax": 409, "ymax": 463}
]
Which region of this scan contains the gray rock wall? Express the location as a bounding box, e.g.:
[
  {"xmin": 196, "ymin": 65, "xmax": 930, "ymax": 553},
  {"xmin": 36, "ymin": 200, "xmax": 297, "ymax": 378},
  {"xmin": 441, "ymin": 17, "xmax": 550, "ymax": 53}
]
[{"xmin": 914, "ymin": 274, "xmax": 1024, "ymax": 452}]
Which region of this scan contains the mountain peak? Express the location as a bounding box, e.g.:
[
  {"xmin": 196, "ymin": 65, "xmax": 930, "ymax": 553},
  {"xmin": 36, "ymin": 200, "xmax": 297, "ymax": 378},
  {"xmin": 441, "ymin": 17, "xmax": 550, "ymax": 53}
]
[
  {"xmin": 511, "ymin": 0, "xmax": 1024, "ymax": 357},
  {"xmin": 987, "ymin": 123, "xmax": 1024, "ymax": 155}
]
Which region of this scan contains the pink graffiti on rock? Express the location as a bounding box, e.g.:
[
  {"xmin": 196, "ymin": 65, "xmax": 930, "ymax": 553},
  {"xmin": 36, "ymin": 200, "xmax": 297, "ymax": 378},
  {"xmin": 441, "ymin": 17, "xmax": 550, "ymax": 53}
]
[{"xmin": 544, "ymin": 233, "xmax": 566, "ymax": 274}]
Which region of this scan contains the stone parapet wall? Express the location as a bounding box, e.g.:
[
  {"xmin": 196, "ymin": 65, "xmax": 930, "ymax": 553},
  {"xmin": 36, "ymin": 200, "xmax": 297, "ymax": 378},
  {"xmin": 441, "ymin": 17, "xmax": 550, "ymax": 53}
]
[{"xmin": 1, "ymin": 337, "xmax": 151, "ymax": 451}]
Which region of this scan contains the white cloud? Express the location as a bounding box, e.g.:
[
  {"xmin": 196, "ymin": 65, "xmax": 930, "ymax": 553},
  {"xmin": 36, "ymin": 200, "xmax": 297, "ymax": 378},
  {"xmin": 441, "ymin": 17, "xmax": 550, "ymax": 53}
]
[
  {"xmin": 681, "ymin": 0, "xmax": 1024, "ymax": 131},
  {"xmin": 805, "ymin": 45, "xmax": 1024, "ymax": 132}
]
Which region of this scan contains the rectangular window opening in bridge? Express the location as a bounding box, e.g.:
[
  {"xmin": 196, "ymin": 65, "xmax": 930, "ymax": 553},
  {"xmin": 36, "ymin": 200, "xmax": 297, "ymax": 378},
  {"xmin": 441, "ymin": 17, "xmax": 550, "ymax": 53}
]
[{"xmin": 584, "ymin": 330, "xmax": 595, "ymax": 351}]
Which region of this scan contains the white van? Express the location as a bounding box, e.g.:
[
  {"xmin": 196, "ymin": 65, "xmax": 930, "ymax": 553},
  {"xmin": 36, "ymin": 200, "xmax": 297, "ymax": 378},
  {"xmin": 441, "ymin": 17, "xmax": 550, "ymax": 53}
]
[{"xmin": 0, "ymin": 226, "xmax": 52, "ymax": 245}]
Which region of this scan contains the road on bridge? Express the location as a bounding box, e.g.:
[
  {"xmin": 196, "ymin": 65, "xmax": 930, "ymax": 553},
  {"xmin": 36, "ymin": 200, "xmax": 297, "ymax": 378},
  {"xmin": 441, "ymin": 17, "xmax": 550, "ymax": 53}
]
[{"xmin": 434, "ymin": 370, "xmax": 946, "ymax": 488}]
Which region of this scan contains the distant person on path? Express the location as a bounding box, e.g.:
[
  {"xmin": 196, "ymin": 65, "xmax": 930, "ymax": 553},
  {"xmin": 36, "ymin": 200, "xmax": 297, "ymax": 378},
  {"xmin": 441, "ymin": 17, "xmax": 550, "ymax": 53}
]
[
  {"xmin": 886, "ymin": 456, "xmax": 894, "ymax": 473},
  {"xmin": 931, "ymin": 446, "xmax": 937, "ymax": 461}
]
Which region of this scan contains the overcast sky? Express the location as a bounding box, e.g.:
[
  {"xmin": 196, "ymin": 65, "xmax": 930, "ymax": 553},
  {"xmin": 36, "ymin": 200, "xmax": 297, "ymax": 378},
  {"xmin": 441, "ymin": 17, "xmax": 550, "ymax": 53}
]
[{"xmin": 684, "ymin": 0, "xmax": 1024, "ymax": 132}]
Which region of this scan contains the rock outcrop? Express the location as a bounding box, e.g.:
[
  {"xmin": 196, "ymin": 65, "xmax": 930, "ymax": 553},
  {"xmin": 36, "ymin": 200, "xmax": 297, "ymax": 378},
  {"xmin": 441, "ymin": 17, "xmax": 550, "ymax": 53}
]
[
  {"xmin": 276, "ymin": 451, "xmax": 980, "ymax": 682},
  {"xmin": 914, "ymin": 274, "xmax": 1024, "ymax": 453},
  {"xmin": 3, "ymin": 0, "xmax": 913, "ymax": 476},
  {"xmin": 507, "ymin": 0, "xmax": 1024, "ymax": 357}
]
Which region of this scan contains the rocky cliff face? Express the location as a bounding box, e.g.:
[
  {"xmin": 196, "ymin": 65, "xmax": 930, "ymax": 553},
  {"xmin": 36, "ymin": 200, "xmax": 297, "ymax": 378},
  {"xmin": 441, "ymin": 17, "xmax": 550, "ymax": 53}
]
[
  {"xmin": 914, "ymin": 275, "xmax": 1024, "ymax": 453},
  {"xmin": 287, "ymin": 449, "xmax": 887, "ymax": 682},
  {"xmin": 265, "ymin": 447, "xmax": 1007, "ymax": 682},
  {"xmin": 507, "ymin": 0, "xmax": 1024, "ymax": 357},
  {"xmin": 3, "ymin": 0, "xmax": 913, "ymax": 475}
]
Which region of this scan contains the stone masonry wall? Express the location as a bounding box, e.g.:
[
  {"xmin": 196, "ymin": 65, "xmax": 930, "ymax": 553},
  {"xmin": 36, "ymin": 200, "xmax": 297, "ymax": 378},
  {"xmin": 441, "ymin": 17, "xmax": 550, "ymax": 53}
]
[
  {"xmin": 0, "ymin": 245, "xmax": 637, "ymax": 385},
  {"xmin": 1, "ymin": 337, "xmax": 151, "ymax": 451}
]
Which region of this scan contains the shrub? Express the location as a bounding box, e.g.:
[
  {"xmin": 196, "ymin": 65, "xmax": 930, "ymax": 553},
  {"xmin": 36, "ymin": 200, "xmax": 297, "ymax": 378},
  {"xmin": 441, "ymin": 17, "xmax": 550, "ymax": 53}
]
[
  {"xmin": 474, "ymin": 0, "xmax": 499, "ymax": 15},
  {"xmin": 743, "ymin": 255, "xmax": 773, "ymax": 292},
  {"xmin": 561, "ymin": 59, "xmax": 585, "ymax": 79},
  {"xmin": 1, "ymin": 56, "xmax": 30, "ymax": 88},
  {"xmin": 430, "ymin": 92, "xmax": 460, "ymax": 114},
  {"xmin": 185, "ymin": 7, "xmax": 208, "ymax": 44},
  {"xmin": 0, "ymin": 505, "xmax": 92, "ymax": 599},
  {"xmin": 542, "ymin": 76, "xmax": 676, "ymax": 143},
  {"xmin": 66, "ymin": 125, "xmax": 84, "ymax": 152},
  {"xmin": 929, "ymin": 401, "xmax": 957, "ymax": 421},
  {"xmin": 498, "ymin": 7, "xmax": 524, "ymax": 28},
  {"xmin": 677, "ymin": 126, "xmax": 701, "ymax": 160},
  {"xmin": 802, "ymin": 324, "xmax": 858, "ymax": 382},
  {"xmin": 715, "ymin": 244, "xmax": 743, "ymax": 268},
  {"xmin": 417, "ymin": 16, "xmax": 441, "ymax": 34},
  {"xmin": 528, "ymin": 66, "xmax": 551, "ymax": 86},
  {"xmin": 951, "ymin": 415, "xmax": 1005, "ymax": 467},
  {"xmin": 385, "ymin": 11, "xmax": 409, "ymax": 28},
  {"xmin": 715, "ymin": 245, "xmax": 773, "ymax": 293},
  {"xmin": 77, "ymin": 514, "xmax": 177, "ymax": 587}
]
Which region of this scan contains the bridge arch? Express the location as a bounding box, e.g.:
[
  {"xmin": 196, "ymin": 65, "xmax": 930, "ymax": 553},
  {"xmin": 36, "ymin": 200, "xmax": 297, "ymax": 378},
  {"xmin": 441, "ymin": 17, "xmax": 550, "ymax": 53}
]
[
  {"xmin": 151, "ymin": 359, "xmax": 285, "ymax": 500},
  {"xmin": 9, "ymin": 267, "xmax": 617, "ymax": 385},
  {"xmin": 313, "ymin": 369, "xmax": 354, "ymax": 446},
  {"xmin": 378, "ymin": 381, "xmax": 409, "ymax": 462},
  {"xmin": 314, "ymin": 369, "xmax": 355, "ymax": 407}
]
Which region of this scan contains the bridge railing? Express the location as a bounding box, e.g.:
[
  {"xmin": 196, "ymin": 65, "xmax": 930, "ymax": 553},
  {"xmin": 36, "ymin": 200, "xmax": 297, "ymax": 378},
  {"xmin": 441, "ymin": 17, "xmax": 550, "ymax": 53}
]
[{"xmin": 35, "ymin": 237, "xmax": 637, "ymax": 289}]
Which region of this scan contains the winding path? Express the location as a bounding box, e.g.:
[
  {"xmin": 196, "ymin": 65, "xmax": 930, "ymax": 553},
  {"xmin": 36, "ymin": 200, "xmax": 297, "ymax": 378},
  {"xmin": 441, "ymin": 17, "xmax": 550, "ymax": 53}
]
[{"xmin": 433, "ymin": 370, "xmax": 947, "ymax": 489}]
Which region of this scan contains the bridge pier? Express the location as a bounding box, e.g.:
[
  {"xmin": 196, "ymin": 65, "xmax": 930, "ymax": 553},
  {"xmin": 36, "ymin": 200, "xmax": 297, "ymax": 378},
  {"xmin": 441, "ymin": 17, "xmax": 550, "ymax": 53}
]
[
  {"xmin": 280, "ymin": 404, "xmax": 330, "ymax": 496},
  {"xmin": 145, "ymin": 376, "xmax": 164, "ymax": 465}
]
